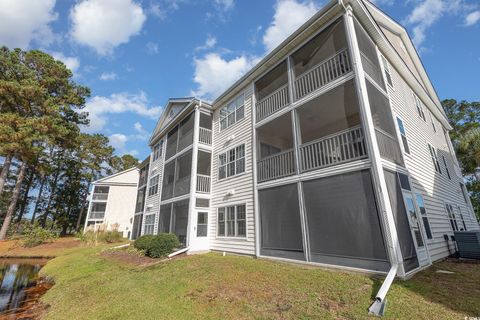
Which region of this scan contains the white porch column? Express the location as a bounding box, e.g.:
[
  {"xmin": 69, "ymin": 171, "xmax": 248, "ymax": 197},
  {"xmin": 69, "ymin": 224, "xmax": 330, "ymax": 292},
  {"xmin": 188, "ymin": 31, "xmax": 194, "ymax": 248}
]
[{"xmin": 343, "ymin": 7, "xmax": 405, "ymax": 276}]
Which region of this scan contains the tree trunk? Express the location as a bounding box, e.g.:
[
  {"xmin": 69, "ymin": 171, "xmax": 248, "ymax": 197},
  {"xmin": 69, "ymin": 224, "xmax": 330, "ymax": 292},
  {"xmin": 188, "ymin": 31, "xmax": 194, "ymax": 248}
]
[
  {"xmin": 0, "ymin": 154, "xmax": 13, "ymax": 198},
  {"xmin": 31, "ymin": 176, "xmax": 46, "ymax": 223},
  {"xmin": 16, "ymin": 169, "xmax": 35, "ymax": 223},
  {"xmin": 40, "ymin": 171, "xmax": 60, "ymax": 227},
  {"xmin": 75, "ymin": 182, "xmax": 91, "ymax": 231},
  {"xmin": 0, "ymin": 161, "xmax": 27, "ymax": 240}
]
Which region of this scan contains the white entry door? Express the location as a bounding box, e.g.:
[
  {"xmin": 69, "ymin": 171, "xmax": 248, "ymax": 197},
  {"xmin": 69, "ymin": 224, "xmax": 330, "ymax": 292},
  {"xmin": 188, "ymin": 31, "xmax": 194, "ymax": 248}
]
[
  {"xmin": 190, "ymin": 211, "xmax": 209, "ymax": 252},
  {"xmin": 403, "ymin": 192, "xmax": 429, "ymax": 266}
]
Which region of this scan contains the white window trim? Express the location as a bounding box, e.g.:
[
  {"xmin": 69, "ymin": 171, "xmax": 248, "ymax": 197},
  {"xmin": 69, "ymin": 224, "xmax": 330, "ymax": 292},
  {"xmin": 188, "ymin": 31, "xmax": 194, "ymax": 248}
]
[
  {"xmin": 395, "ymin": 116, "xmax": 410, "ymax": 155},
  {"xmin": 148, "ymin": 174, "xmax": 159, "ymax": 196},
  {"xmin": 427, "ymin": 143, "xmax": 442, "ymax": 174},
  {"xmin": 441, "ymin": 155, "xmax": 451, "ymax": 180},
  {"xmin": 216, "ymin": 204, "xmax": 247, "ymax": 238},
  {"xmin": 429, "ymin": 112, "xmax": 437, "ymax": 134},
  {"xmin": 152, "ymin": 140, "xmax": 163, "ymax": 161},
  {"xmin": 218, "ymin": 144, "xmax": 246, "ymax": 180},
  {"xmin": 415, "ymin": 194, "xmax": 433, "ymax": 242},
  {"xmin": 380, "ymin": 55, "xmax": 393, "ymax": 88},
  {"xmin": 413, "ymin": 92, "xmax": 426, "ymax": 122},
  {"xmin": 445, "ymin": 202, "xmax": 459, "ymax": 232},
  {"xmin": 219, "ymin": 93, "xmax": 245, "ymax": 131},
  {"xmin": 143, "ymin": 213, "xmax": 156, "ymax": 235}
]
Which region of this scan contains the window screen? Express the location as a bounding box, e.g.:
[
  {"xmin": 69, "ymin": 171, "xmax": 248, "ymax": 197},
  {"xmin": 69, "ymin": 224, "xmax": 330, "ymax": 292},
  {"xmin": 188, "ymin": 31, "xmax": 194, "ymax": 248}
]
[
  {"xmin": 255, "ymin": 60, "xmax": 288, "ymax": 101},
  {"xmin": 302, "ymin": 170, "xmax": 388, "ymax": 270},
  {"xmin": 172, "ymin": 199, "xmax": 189, "ymax": 246},
  {"xmin": 259, "ymin": 183, "xmax": 305, "ymax": 260},
  {"xmin": 159, "ymin": 203, "xmax": 172, "ymax": 233},
  {"xmin": 174, "ymin": 150, "xmax": 192, "ymax": 197}
]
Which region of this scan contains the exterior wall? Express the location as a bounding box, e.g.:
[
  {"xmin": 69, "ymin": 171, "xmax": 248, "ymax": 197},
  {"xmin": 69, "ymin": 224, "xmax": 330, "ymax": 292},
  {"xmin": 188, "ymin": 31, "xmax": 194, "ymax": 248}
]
[
  {"xmin": 209, "ymin": 85, "xmax": 256, "ymax": 255},
  {"xmin": 102, "ymin": 184, "xmax": 137, "ymax": 237},
  {"xmin": 382, "ymin": 58, "xmax": 480, "ymax": 262},
  {"xmin": 142, "ymin": 139, "xmax": 166, "ymax": 235}
]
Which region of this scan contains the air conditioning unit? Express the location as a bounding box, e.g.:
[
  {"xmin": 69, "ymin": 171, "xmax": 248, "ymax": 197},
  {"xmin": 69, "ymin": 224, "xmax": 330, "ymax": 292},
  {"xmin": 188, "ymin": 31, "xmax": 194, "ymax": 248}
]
[
  {"xmin": 454, "ymin": 231, "xmax": 480, "ymax": 259},
  {"xmin": 226, "ymin": 189, "xmax": 235, "ymax": 196}
]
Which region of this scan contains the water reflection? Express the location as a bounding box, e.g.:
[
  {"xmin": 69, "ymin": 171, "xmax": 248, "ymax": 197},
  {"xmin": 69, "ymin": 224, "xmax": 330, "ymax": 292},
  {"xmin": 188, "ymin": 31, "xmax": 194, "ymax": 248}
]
[{"xmin": 0, "ymin": 260, "xmax": 45, "ymax": 314}]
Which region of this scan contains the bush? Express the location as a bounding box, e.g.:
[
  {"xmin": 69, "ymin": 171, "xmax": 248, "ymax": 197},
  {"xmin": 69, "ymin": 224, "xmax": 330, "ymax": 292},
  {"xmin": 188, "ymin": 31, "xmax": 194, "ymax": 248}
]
[
  {"xmin": 78, "ymin": 230, "xmax": 124, "ymax": 246},
  {"xmin": 134, "ymin": 233, "xmax": 179, "ymax": 258},
  {"xmin": 19, "ymin": 224, "xmax": 59, "ymax": 247},
  {"xmin": 99, "ymin": 231, "xmax": 123, "ymax": 243}
]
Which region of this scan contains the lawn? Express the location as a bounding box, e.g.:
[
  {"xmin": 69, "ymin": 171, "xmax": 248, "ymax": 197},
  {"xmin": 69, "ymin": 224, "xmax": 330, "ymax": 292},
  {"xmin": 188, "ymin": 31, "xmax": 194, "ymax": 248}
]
[{"xmin": 37, "ymin": 244, "xmax": 480, "ymax": 320}]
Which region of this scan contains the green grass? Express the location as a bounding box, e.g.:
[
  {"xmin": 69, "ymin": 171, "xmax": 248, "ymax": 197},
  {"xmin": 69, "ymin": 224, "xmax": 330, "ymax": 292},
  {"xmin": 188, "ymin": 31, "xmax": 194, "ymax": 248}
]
[{"xmin": 39, "ymin": 247, "xmax": 480, "ymax": 320}]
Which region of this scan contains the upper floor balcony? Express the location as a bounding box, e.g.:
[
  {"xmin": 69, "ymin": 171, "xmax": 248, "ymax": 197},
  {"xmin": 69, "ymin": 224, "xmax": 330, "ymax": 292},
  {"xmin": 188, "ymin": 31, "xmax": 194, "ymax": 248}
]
[{"xmin": 91, "ymin": 186, "xmax": 109, "ymax": 201}]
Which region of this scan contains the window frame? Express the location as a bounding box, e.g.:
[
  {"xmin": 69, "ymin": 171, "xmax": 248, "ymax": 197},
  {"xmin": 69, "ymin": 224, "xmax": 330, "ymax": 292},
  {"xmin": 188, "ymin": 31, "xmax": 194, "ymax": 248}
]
[
  {"xmin": 218, "ymin": 144, "xmax": 245, "ymax": 180},
  {"xmin": 216, "ymin": 204, "xmax": 247, "ymax": 238},
  {"xmin": 148, "ymin": 174, "xmax": 159, "ymax": 196},
  {"xmin": 415, "ymin": 194, "xmax": 433, "ymax": 240},
  {"xmin": 413, "ymin": 92, "xmax": 426, "ymax": 122},
  {"xmin": 442, "ymin": 155, "xmax": 451, "ymax": 180},
  {"xmin": 152, "ymin": 140, "xmax": 163, "ymax": 161},
  {"xmin": 381, "ymin": 55, "xmax": 393, "ymax": 87},
  {"xmin": 429, "ymin": 111, "xmax": 437, "ymax": 133},
  {"xmin": 219, "ymin": 93, "xmax": 245, "ymax": 131},
  {"xmin": 428, "ymin": 143, "xmax": 442, "ymax": 174},
  {"xmin": 144, "ymin": 213, "xmax": 156, "ymax": 235},
  {"xmin": 445, "ymin": 203, "xmax": 459, "ymax": 232},
  {"xmin": 396, "ymin": 116, "xmax": 410, "ymax": 154}
]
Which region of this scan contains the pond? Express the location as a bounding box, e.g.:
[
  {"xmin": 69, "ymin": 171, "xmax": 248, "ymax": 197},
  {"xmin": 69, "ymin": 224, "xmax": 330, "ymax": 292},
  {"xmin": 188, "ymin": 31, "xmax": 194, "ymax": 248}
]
[{"xmin": 0, "ymin": 258, "xmax": 50, "ymax": 319}]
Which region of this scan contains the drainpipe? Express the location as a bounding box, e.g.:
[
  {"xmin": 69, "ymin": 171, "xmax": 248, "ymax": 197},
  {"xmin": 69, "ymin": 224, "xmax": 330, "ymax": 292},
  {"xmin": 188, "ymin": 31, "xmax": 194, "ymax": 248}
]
[{"xmin": 340, "ymin": 0, "xmax": 402, "ymax": 315}]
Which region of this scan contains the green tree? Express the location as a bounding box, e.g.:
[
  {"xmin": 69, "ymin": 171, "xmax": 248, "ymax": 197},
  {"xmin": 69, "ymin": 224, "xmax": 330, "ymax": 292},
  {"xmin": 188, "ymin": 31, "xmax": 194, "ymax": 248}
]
[{"xmin": 107, "ymin": 154, "xmax": 139, "ymax": 175}]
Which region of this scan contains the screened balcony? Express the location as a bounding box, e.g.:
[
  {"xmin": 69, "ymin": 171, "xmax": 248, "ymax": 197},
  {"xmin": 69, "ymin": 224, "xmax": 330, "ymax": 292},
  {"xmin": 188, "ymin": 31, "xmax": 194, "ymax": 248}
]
[
  {"xmin": 196, "ymin": 150, "xmax": 211, "ymax": 193},
  {"xmin": 158, "ymin": 199, "xmax": 189, "ymax": 246},
  {"xmin": 89, "ymin": 202, "xmax": 106, "ymax": 219},
  {"xmin": 199, "ymin": 113, "xmax": 213, "ymax": 145},
  {"xmin": 256, "ymin": 112, "xmax": 295, "ymax": 182},
  {"xmin": 255, "ymin": 60, "xmax": 289, "ymax": 122},
  {"xmin": 161, "ymin": 150, "xmax": 193, "ymax": 200},
  {"xmin": 165, "ymin": 112, "xmax": 194, "ymax": 160},
  {"xmin": 92, "ymin": 186, "xmax": 109, "ymax": 201},
  {"xmin": 291, "ymin": 18, "xmax": 351, "ymax": 102},
  {"xmin": 256, "ymin": 80, "xmax": 368, "ymax": 183}
]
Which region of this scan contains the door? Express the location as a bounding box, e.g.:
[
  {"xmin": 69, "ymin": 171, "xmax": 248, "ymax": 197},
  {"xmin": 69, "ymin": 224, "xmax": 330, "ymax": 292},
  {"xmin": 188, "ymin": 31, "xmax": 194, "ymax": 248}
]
[
  {"xmin": 403, "ymin": 192, "xmax": 429, "ymax": 266},
  {"xmin": 190, "ymin": 211, "xmax": 209, "ymax": 251}
]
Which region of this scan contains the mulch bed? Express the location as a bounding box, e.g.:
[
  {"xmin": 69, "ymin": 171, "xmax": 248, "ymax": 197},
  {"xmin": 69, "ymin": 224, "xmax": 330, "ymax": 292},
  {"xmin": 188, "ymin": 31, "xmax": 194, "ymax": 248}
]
[{"xmin": 101, "ymin": 249, "xmax": 187, "ymax": 267}]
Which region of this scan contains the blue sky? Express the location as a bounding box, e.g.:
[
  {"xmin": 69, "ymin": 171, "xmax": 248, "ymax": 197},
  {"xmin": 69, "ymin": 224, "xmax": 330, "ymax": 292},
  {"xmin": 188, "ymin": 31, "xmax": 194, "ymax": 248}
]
[{"xmin": 0, "ymin": 0, "xmax": 479, "ymax": 161}]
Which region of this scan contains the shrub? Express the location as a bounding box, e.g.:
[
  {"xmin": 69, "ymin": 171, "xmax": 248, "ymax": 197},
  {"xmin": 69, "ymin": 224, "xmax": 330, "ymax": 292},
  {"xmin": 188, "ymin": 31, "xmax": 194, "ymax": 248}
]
[
  {"xmin": 134, "ymin": 234, "xmax": 179, "ymax": 258},
  {"xmin": 99, "ymin": 231, "xmax": 123, "ymax": 243},
  {"xmin": 78, "ymin": 230, "xmax": 124, "ymax": 246},
  {"xmin": 20, "ymin": 224, "xmax": 59, "ymax": 247},
  {"xmin": 133, "ymin": 235, "xmax": 156, "ymax": 251}
]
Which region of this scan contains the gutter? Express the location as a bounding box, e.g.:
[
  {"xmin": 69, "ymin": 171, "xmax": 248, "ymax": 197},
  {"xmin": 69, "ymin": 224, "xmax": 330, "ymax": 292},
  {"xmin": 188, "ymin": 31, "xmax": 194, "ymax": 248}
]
[
  {"xmin": 368, "ymin": 263, "xmax": 398, "ymax": 316},
  {"xmin": 167, "ymin": 247, "xmax": 190, "ymax": 258}
]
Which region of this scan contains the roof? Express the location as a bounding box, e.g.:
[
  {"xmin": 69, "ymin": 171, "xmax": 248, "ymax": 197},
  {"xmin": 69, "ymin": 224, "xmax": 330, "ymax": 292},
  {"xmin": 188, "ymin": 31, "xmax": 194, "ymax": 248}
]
[{"xmin": 93, "ymin": 166, "xmax": 139, "ymax": 186}]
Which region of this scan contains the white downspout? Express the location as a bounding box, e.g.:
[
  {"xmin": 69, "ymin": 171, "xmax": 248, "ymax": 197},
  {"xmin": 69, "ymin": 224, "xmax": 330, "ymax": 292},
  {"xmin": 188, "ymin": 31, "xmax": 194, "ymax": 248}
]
[{"xmin": 341, "ymin": 0, "xmax": 401, "ymax": 316}]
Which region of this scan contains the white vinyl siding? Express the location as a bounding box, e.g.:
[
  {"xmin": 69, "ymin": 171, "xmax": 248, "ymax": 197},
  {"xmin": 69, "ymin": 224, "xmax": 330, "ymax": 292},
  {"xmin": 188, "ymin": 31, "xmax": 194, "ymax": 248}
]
[
  {"xmin": 219, "ymin": 94, "xmax": 245, "ymax": 130},
  {"xmin": 383, "ymin": 60, "xmax": 479, "ymax": 263},
  {"xmin": 210, "ymin": 86, "xmax": 255, "ymax": 255}
]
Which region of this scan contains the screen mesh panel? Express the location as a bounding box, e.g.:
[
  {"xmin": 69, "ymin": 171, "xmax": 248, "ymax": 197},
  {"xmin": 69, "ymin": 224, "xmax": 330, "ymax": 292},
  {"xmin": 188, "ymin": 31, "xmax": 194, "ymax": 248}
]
[
  {"xmin": 159, "ymin": 203, "xmax": 172, "ymax": 234},
  {"xmin": 383, "ymin": 169, "xmax": 419, "ymax": 272},
  {"xmin": 259, "ymin": 183, "xmax": 305, "ymax": 260},
  {"xmin": 172, "ymin": 199, "xmax": 189, "ymax": 246},
  {"xmin": 303, "ymin": 170, "xmax": 389, "ymax": 270}
]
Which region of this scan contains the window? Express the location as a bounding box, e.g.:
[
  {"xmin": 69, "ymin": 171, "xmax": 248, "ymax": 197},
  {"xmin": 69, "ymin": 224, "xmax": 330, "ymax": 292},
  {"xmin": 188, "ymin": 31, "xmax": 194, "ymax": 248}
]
[
  {"xmin": 218, "ymin": 144, "xmax": 245, "ymax": 180},
  {"xmin": 220, "ymin": 94, "xmax": 244, "ymax": 130},
  {"xmin": 416, "ymin": 194, "xmax": 433, "ymax": 240},
  {"xmin": 89, "ymin": 203, "xmax": 106, "ymax": 219},
  {"xmin": 217, "ymin": 204, "xmax": 246, "ymax": 237},
  {"xmin": 430, "ymin": 112, "xmax": 437, "ymax": 133},
  {"xmin": 428, "ymin": 144, "xmax": 442, "ymax": 174},
  {"xmin": 148, "ymin": 175, "xmax": 159, "ymax": 196},
  {"xmin": 457, "ymin": 206, "xmax": 467, "ymax": 231},
  {"xmin": 413, "ymin": 93, "xmax": 426, "ymax": 121},
  {"xmin": 442, "ymin": 155, "xmax": 451, "ymax": 180},
  {"xmin": 460, "ymin": 183, "xmax": 469, "ymax": 204},
  {"xmin": 152, "ymin": 140, "xmax": 163, "ymax": 161},
  {"xmin": 445, "ymin": 203, "xmax": 458, "ymax": 231},
  {"xmin": 381, "ymin": 55, "xmax": 393, "ymax": 87},
  {"xmin": 144, "ymin": 214, "xmax": 155, "ymax": 235},
  {"xmin": 396, "ymin": 117, "xmax": 410, "ymax": 154}
]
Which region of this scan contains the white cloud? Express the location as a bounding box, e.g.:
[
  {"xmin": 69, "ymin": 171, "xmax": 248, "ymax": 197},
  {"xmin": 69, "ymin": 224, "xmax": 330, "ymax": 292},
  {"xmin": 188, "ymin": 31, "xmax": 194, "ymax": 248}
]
[
  {"xmin": 149, "ymin": 3, "xmax": 166, "ymax": 20},
  {"xmin": 195, "ymin": 35, "xmax": 217, "ymax": 51},
  {"xmin": 192, "ymin": 53, "xmax": 259, "ymax": 99},
  {"xmin": 99, "ymin": 72, "xmax": 117, "ymax": 81},
  {"xmin": 263, "ymin": 0, "xmax": 318, "ymax": 52},
  {"xmin": 83, "ymin": 92, "xmax": 162, "ymax": 132},
  {"xmin": 0, "ymin": 0, "xmax": 58, "ymax": 49},
  {"xmin": 50, "ymin": 52, "xmax": 80, "ymax": 74},
  {"xmin": 133, "ymin": 122, "xmax": 148, "ymax": 140},
  {"xmin": 465, "ymin": 10, "xmax": 480, "ymax": 26},
  {"xmin": 146, "ymin": 42, "xmax": 159, "ymax": 54},
  {"xmin": 70, "ymin": 0, "xmax": 146, "ymax": 55},
  {"xmin": 109, "ymin": 133, "xmax": 128, "ymax": 152}
]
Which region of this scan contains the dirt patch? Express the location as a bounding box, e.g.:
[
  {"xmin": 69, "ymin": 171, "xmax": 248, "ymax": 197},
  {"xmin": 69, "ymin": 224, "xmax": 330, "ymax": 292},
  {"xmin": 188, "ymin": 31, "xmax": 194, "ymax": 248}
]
[{"xmin": 0, "ymin": 279, "xmax": 53, "ymax": 320}]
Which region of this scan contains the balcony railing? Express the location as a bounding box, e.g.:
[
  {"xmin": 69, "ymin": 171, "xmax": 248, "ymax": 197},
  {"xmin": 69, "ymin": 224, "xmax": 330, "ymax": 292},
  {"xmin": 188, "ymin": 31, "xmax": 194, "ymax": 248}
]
[
  {"xmin": 196, "ymin": 174, "xmax": 211, "ymax": 193},
  {"xmin": 89, "ymin": 211, "xmax": 105, "ymax": 220},
  {"xmin": 199, "ymin": 127, "xmax": 212, "ymax": 145},
  {"xmin": 92, "ymin": 193, "xmax": 108, "ymax": 201},
  {"xmin": 257, "ymin": 149, "xmax": 295, "ymax": 183},
  {"xmin": 299, "ymin": 126, "xmax": 367, "ymax": 172},
  {"xmin": 294, "ymin": 49, "xmax": 352, "ymax": 101},
  {"xmin": 375, "ymin": 129, "xmax": 403, "ymax": 166},
  {"xmin": 256, "ymin": 84, "xmax": 290, "ymax": 123}
]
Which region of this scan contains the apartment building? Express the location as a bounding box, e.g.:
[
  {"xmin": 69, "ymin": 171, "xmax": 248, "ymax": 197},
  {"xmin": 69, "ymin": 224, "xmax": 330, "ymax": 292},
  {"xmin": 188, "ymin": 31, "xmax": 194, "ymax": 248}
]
[
  {"xmin": 137, "ymin": 0, "xmax": 479, "ymax": 280},
  {"xmin": 131, "ymin": 156, "xmax": 150, "ymax": 240}
]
